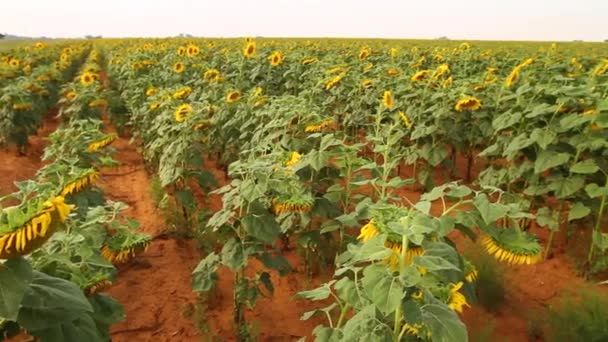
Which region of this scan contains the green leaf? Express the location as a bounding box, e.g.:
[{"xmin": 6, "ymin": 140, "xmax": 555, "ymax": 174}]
[
  {"xmin": 536, "ymin": 207, "xmax": 559, "ymax": 231},
  {"xmin": 570, "ymin": 159, "xmax": 600, "ymax": 174},
  {"xmin": 241, "ymin": 213, "xmax": 281, "ymax": 244},
  {"xmin": 530, "ymin": 128, "xmax": 557, "ymax": 149},
  {"xmin": 257, "ymin": 252, "xmax": 292, "ymax": 276},
  {"xmin": 473, "ymin": 193, "xmax": 507, "ymax": 225},
  {"xmin": 586, "ymin": 183, "xmax": 608, "ymax": 198},
  {"xmin": 312, "ymin": 325, "xmax": 343, "ymax": 342},
  {"xmin": 257, "ymin": 272, "xmax": 274, "ymax": 295},
  {"xmin": 446, "ymin": 185, "xmax": 472, "ymax": 198},
  {"xmin": 221, "ymin": 238, "xmax": 247, "ymax": 270},
  {"xmin": 413, "ymin": 256, "xmax": 460, "ymax": 272},
  {"xmin": 428, "ymin": 146, "xmax": 449, "ymax": 167},
  {"xmin": 192, "ymin": 252, "xmax": 219, "ymax": 292},
  {"xmin": 335, "ymin": 277, "xmax": 363, "ymax": 308},
  {"xmin": 492, "ymin": 111, "xmax": 521, "ymax": 131},
  {"xmin": 422, "ymin": 303, "xmax": 468, "ymax": 342},
  {"xmin": 0, "ymin": 257, "xmax": 33, "ymax": 320},
  {"xmin": 296, "ymin": 282, "xmax": 335, "ymax": 301},
  {"xmin": 548, "ymin": 175, "xmax": 585, "ymax": 199},
  {"xmin": 503, "ymin": 133, "xmax": 533, "ymax": 160},
  {"xmin": 28, "ymin": 314, "xmax": 102, "ymax": 342},
  {"xmin": 361, "ymin": 265, "xmax": 404, "ymax": 315},
  {"xmin": 18, "ymin": 271, "xmax": 94, "ymax": 331},
  {"xmin": 568, "ymin": 202, "xmax": 591, "ymax": 221},
  {"xmin": 341, "ymin": 305, "xmax": 392, "ymax": 341},
  {"xmin": 534, "ymin": 151, "xmax": 570, "ymax": 174},
  {"xmin": 348, "ymin": 235, "xmax": 392, "ymax": 264}
]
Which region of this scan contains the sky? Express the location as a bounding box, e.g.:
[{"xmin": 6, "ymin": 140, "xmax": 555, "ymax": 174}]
[{"xmin": 2, "ymin": 0, "xmax": 607, "ymax": 41}]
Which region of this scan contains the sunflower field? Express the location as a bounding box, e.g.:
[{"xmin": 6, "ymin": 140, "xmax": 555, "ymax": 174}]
[{"xmin": 0, "ymin": 38, "xmax": 607, "ymax": 341}]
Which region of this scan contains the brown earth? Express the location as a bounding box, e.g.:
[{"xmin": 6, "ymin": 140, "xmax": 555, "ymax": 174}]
[{"xmin": 0, "ymin": 116, "xmax": 601, "ymax": 342}]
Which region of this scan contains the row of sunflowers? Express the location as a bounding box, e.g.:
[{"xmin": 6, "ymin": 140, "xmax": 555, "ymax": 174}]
[{"xmin": 0, "ymin": 46, "xmax": 150, "ymax": 341}]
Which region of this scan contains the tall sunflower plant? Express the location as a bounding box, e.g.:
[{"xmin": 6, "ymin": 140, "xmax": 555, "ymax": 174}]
[{"xmin": 298, "ymin": 182, "xmax": 538, "ymax": 342}]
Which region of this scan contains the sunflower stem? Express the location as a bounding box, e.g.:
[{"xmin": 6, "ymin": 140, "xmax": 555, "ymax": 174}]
[
  {"xmin": 393, "ymin": 234, "xmax": 409, "ymax": 340},
  {"xmin": 336, "ymin": 303, "xmax": 350, "ymax": 329},
  {"xmin": 588, "ymin": 175, "xmax": 608, "ymax": 264}
]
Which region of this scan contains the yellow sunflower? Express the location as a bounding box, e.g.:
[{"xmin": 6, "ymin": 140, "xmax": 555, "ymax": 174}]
[
  {"xmin": 302, "ymin": 57, "xmax": 318, "ymax": 65},
  {"xmin": 284, "ymin": 152, "xmax": 301, "ymax": 167},
  {"xmin": 387, "ymin": 68, "xmax": 401, "ymax": 76},
  {"xmin": 177, "ymin": 46, "xmax": 187, "ymax": 56},
  {"xmin": 399, "ymin": 112, "xmax": 413, "ymax": 128},
  {"xmin": 226, "ymin": 90, "xmax": 241, "ymax": 103},
  {"xmin": 454, "ymin": 97, "xmax": 481, "ymax": 111},
  {"xmin": 447, "ymin": 282, "xmax": 469, "ymax": 313},
  {"xmin": 173, "ymin": 62, "xmax": 185, "ymax": 73},
  {"xmin": 358, "ymin": 47, "xmax": 370, "ymax": 61},
  {"xmin": 243, "ymin": 41, "xmax": 256, "ymax": 58},
  {"xmin": 481, "ymin": 235, "xmax": 542, "ymax": 265},
  {"xmin": 361, "ymin": 79, "xmax": 374, "ymax": 89},
  {"xmin": 269, "ymin": 51, "xmax": 283, "ymax": 66},
  {"xmin": 145, "ymin": 87, "xmax": 158, "ymax": 97},
  {"xmin": 174, "ymin": 104, "xmax": 193, "ymax": 122},
  {"xmin": 80, "ymin": 72, "xmax": 96, "ymax": 86},
  {"xmin": 187, "ymin": 44, "xmax": 200, "ymax": 56},
  {"xmin": 411, "ymin": 70, "xmax": 430, "ymax": 82},
  {"xmin": 382, "ymin": 90, "xmax": 394, "ymax": 110}
]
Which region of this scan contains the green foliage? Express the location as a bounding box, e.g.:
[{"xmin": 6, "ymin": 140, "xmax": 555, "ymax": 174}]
[{"xmin": 545, "ymin": 289, "xmax": 608, "ymax": 342}]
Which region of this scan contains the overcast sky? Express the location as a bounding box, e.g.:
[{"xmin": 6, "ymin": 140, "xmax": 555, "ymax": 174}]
[{"xmin": 2, "ymin": 0, "xmax": 607, "ymax": 41}]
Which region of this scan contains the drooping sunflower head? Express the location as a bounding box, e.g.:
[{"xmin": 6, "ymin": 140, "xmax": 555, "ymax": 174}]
[
  {"xmin": 172, "ymin": 86, "xmax": 193, "ymax": 99},
  {"xmin": 80, "ymin": 72, "xmax": 96, "ymax": 86},
  {"xmin": 272, "ymin": 194, "xmax": 314, "ymax": 215},
  {"xmin": 101, "ymin": 233, "xmax": 152, "ymax": 264},
  {"xmin": 174, "ymin": 103, "xmax": 193, "ymax": 122},
  {"xmin": 226, "ymin": 90, "xmax": 241, "ymax": 103},
  {"xmin": 387, "ymin": 68, "xmax": 401, "ymax": 76},
  {"xmin": 463, "ymin": 260, "xmax": 478, "ymax": 283},
  {"xmin": 447, "ymin": 282, "xmax": 469, "ymax": 313},
  {"xmin": 284, "ymin": 151, "xmax": 302, "ymax": 167},
  {"xmin": 382, "ymin": 90, "xmax": 394, "ymax": 110},
  {"xmin": 481, "ymin": 231, "xmax": 542, "ymax": 265},
  {"xmin": 145, "ymin": 87, "xmax": 158, "ymax": 97},
  {"xmin": 269, "ymin": 51, "xmax": 283, "ymax": 66},
  {"xmin": 411, "ymin": 70, "xmax": 430, "ymax": 82},
  {"xmin": 203, "ymin": 68, "xmax": 223, "ymax": 82},
  {"xmin": 60, "ymin": 170, "xmax": 100, "ymax": 197},
  {"xmin": 243, "ymin": 41, "xmax": 256, "ymax": 58},
  {"xmin": 454, "ymin": 97, "xmax": 482, "ymax": 111},
  {"xmin": 302, "ymin": 57, "xmax": 318, "ymax": 65},
  {"xmin": 361, "ymin": 79, "xmax": 374, "ymax": 89},
  {"xmin": 66, "ymin": 91, "xmax": 78, "ymax": 101},
  {"xmin": 88, "ymin": 99, "xmax": 108, "ymax": 108},
  {"xmin": 12, "ymin": 103, "xmax": 34, "ymax": 111},
  {"xmin": 398, "ymin": 112, "xmax": 413, "ymax": 128},
  {"xmin": 304, "ymin": 119, "xmax": 338, "ymax": 133},
  {"xmin": 325, "ymin": 74, "xmax": 344, "ymax": 90},
  {"xmin": 173, "ymin": 62, "xmax": 185, "ymax": 73},
  {"xmin": 505, "ymin": 65, "xmax": 522, "ymax": 87},
  {"xmin": 87, "ymin": 134, "xmax": 117, "ymax": 153},
  {"xmin": 358, "ymin": 47, "xmax": 370, "ymax": 61},
  {"xmin": 433, "ymin": 64, "xmax": 450, "ymax": 79}
]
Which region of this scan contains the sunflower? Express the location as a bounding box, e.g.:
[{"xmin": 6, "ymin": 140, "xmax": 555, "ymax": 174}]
[
  {"xmin": 399, "ymin": 112, "xmax": 413, "ymax": 128},
  {"xmin": 35, "ymin": 42, "xmax": 45, "ymax": 49},
  {"xmin": 593, "ymin": 61, "xmax": 608, "ymax": 75},
  {"xmin": 84, "ymin": 279, "xmax": 113, "ymax": 296},
  {"xmin": 87, "ymin": 134, "xmax": 117, "ymax": 153},
  {"xmin": 454, "ymin": 97, "xmax": 481, "ymax": 111},
  {"xmin": 433, "ymin": 64, "xmax": 450, "ymax": 79},
  {"xmin": 481, "ymin": 232, "xmax": 542, "ymax": 265},
  {"xmin": 361, "ymin": 79, "xmax": 374, "ymax": 89},
  {"xmin": 174, "ymin": 104, "xmax": 193, "ymax": 122},
  {"xmin": 253, "ymin": 87, "xmax": 264, "ymax": 97},
  {"xmin": 101, "ymin": 239, "xmax": 151, "ymax": 264},
  {"xmin": 390, "ymin": 47, "xmax": 398, "ymax": 59},
  {"xmin": 12, "ymin": 103, "xmax": 33, "ymax": 111},
  {"xmin": 243, "ymin": 41, "xmax": 256, "ymax": 58},
  {"xmin": 150, "ymin": 102, "xmax": 161, "ymax": 111},
  {"xmin": 146, "ymin": 87, "xmax": 158, "ymax": 97},
  {"xmin": 88, "ymin": 99, "xmax": 108, "ymax": 108},
  {"xmin": 272, "ymin": 196, "xmax": 314, "ymax": 215},
  {"xmin": 173, "ymin": 86, "xmax": 192, "ymax": 99},
  {"xmin": 357, "ymin": 219, "xmax": 425, "ymax": 270},
  {"xmin": 0, "ymin": 196, "xmax": 72, "ymax": 259},
  {"xmin": 447, "ymin": 282, "xmax": 469, "ymax": 313},
  {"xmin": 382, "ymin": 90, "xmax": 394, "ymax": 110},
  {"xmin": 80, "ymin": 72, "xmax": 96, "ymax": 86},
  {"xmin": 194, "ymin": 119, "xmax": 213, "ymax": 130},
  {"xmin": 226, "ymin": 90, "xmax": 241, "ymax": 103},
  {"xmin": 505, "ymin": 66, "xmax": 521, "ymax": 87},
  {"xmin": 187, "ymin": 44, "xmax": 200, "ymax": 56},
  {"xmin": 302, "ymin": 57, "xmax": 318, "ymax": 65},
  {"xmin": 325, "ymin": 73, "xmax": 345, "ymax": 90},
  {"xmin": 203, "ymin": 68, "xmax": 223, "ymax": 82},
  {"xmin": 269, "ymin": 51, "xmax": 283, "ymax": 66},
  {"xmin": 177, "ymin": 46, "xmax": 187, "ymax": 56},
  {"xmin": 304, "ymin": 119, "xmax": 338, "ymax": 133},
  {"xmin": 284, "ymin": 152, "xmax": 301, "ymax": 167},
  {"xmin": 442, "ymin": 76, "xmax": 453, "ymax": 88},
  {"xmin": 9, "ymin": 59, "xmax": 20, "ymax": 68},
  {"xmin": 358, "ymin": 48, "xmax": 370, "ymax": 61},
  {"xmin": 411, "ymin": 70, "xmax": 430, "ymax": 82},
  {"xmin": 459, "ymin": 42, "xmax": 471, "ymax": 50},
  {"xmin": 387, "ymin": 68, "xmax": 401, "ymax": 76},
  {"xmin": 61, "ymin": 171, "xmax": 100, "ymax": 196}
]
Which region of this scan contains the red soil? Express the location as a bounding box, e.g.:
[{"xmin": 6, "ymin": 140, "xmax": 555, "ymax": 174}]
[{"xmin": 0, "ymin": 117, "xmax": 601, "ymax": 342}]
